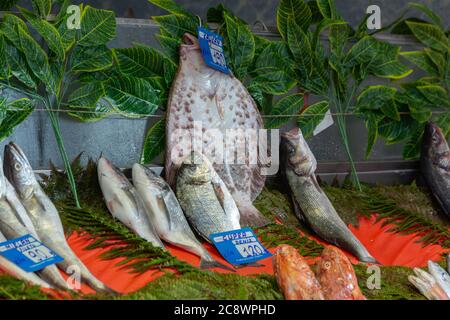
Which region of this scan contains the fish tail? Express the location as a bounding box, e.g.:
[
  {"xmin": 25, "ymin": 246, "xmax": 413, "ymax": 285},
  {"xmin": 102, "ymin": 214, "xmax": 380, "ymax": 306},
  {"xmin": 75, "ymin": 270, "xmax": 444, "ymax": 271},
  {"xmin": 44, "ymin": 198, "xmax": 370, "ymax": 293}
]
[
  {"xmin": 200, "ymin": 258, "xmax": 236, "ymax": 272},
  {"xmin": 236, "ymin": 202, "xmax": 270, "ymax": 228},
  {"xmin": 359, "ymin": 255, "xmax": 381, "ymax": 265},
  {"xmin": 37, "ymin": 265, "xmax": 71, "ymax": 291},
  {"xmin": 233, "ymin": 262, "xmax": 265, "ymax": 269}
]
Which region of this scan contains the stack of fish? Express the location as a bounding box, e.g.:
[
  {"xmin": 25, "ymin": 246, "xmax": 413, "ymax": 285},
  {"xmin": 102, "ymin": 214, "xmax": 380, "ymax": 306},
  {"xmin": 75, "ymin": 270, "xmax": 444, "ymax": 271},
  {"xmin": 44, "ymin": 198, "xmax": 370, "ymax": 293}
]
[
  {"xmin": 409, "ymin": 255, "xmax": 450, "ymax": 300},
  {"xmin": 273, "ymin": 244, "xmax": 366, "ymax": 300},
  {"xmin": 0, "ymin": 142, "xmax": 114, "ymax": 294},
  {"xmin": 98, "ymin": 151, "xmax": 238, "ymax": 271}
]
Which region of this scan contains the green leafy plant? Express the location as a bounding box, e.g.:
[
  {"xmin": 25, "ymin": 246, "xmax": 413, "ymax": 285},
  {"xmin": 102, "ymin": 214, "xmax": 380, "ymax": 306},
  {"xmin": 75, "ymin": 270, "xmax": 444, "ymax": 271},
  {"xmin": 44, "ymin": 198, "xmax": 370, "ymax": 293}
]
[{"xmin": 0, "ymin": 0, "xmax": 20, "ymax": 11}]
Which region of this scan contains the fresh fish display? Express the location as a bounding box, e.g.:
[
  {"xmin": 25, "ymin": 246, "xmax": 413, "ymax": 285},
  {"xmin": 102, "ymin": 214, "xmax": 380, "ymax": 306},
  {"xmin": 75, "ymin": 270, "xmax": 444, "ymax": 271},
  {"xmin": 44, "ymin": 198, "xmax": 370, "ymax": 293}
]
[
  {"xmin": 421, "ymin": 122, "xmax": 450, "ymax": 217},
  {"xmin": 273, "ymin": 244, "xmax": 324, "ymax": 300},
  {"xmin": 428, "ymin": 261, "xmax": 450, "ymax": 297},
  {"xmin": 98, "ymin": 156, "xmax": 164, "ymax": 249},
  {"xmin": 176, "ymin": 152, "xmax": 241, "ymax": 242},
  {"xmin": 0, "ymin": 156, "xmax": 69, "ymax": 290},
  {"xmin": 165, "ymin": 33, "xmax": 268, "ymax": 228},
  {"xmin": 314, "ymin": 246, "xmax": 365, "ymax": 300},
  {"xmin": 4, "ymin": 142, "xmax": 114, "ymax": 294},
  {"xmin": 132, "ymin": 163, "xmax": 233, "ymax": 271},
  {"xmin": 409, "ymin": 267, "xmax": 449, "ymax": 300},
  {"xmin": 281, "ymin": 128, "xmax": 378, "ymax": 264},
  {"xmin": 0, "ymin": 230, "xmax": 52, "ymax": 288}
]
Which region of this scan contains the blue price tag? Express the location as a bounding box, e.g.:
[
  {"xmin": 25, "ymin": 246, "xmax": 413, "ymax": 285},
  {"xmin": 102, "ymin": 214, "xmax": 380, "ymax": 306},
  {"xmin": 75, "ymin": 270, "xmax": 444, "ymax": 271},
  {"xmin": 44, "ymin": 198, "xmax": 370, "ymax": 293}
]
[
  {"xmin": 209, "ymin": 227, "xmax": 272, "ymax": 265},
  {"xmin": 0, "ymin": 234, "xmax": 63, "ymax": 272},
  {"xmin": 197, "ymin": 26, "xmax": 230, "ymax": 74}
]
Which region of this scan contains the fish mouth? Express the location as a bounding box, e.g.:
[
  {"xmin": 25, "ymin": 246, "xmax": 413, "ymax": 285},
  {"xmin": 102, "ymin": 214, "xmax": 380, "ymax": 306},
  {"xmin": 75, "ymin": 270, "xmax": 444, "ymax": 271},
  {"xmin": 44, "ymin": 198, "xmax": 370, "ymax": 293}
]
[
  {"xmin": 281, "ymin": 128, "xmax": 301, "ymax": 140},
  {"xmin": 4, "ymin": 142, "xmax": 32, "ymax": 177},
  {"xmin": 181, "ymin": 33, "xmax": 200, "ymax": 49}
]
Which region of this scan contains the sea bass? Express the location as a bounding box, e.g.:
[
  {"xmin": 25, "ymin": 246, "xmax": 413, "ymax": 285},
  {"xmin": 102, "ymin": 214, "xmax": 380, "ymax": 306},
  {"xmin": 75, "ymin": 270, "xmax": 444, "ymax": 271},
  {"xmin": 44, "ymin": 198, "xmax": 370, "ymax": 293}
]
[
  {"xmin": 428, "ymin": 261, "xmax": 450, "ymax": 297},
  {"xmin": 409, "ymin": 267, "xmax": 449, "ymax": 300},
  {"xmin": 314, "ymin": 246, "xmax": 365, "ymax": 300},
  {"xmin": 0, "ymin": 230, "xmax": 52, "ymax": 288},
  {"xmin": 281, "ymin": 128, "xmax": 378, "ymax": 264},
  {"xmin": 98, "ymin": 156, "xmax": 164, "ymax": 249},
  {"xmin": 4, "ymin": 142, "xmax": 115, "ymax": 294},
  {"xmin": 132, "ymin": 163, "xmax": 233, "ymax": 271},
  {"xmin": 273, "ymin": 244, "xmax": 324, "ymax": 300},
  {"xmin": 165, "ymin": 33, "xmax": 268, "ymax": 227},
  {"xmin": 421, "ymin": 122, "xmax": 450, "ymax": 217},
  {"xmin": 176, "ymin": 152, "xmax": 241, "ymax": 242}
]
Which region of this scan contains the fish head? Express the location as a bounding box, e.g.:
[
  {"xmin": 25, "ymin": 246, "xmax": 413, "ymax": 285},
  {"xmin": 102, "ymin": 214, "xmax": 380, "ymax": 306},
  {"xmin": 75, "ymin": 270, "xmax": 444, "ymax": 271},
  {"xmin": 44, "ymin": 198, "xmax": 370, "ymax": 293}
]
[
  {"xmin": 132, "ymin": 163, "xmax": 169, "ymax": 195},
  {"xmin": 97, "ymin": 156, "xmax": 130, "ymax": 190},
  {"xmin": 3, "ymin": 142, "xmax": 36, "ymax": 200},
  {"xmin": 179, "ymin": 33, "xmax": 215, "ymax": 76},
  {"xmin": 423, "ymin": 122, "xmax": 449, "ymax": 158},
  {"xmin": 281, "ymin": 128, "xmax": 317, "ymax": 176},
  {"xmin": 428, "ymin": 261, "xmax": 450, "ymax": 284},
  {"xmin": 316, "ymin": 246, "xmax": 347, "ymax": 273},
  {"xmin": 178, "ymin": 152, "xmax": 212, "ymax": 184}
]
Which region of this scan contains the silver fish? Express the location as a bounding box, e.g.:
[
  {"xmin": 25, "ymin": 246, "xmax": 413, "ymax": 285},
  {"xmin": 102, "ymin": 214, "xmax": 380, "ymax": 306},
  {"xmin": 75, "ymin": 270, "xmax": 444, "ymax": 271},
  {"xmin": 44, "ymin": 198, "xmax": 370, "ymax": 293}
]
[
  {"xmin": 281, "ymin": 128, "xmax": 378, "ymax": 264},
  {"xmin": 0, "ymin": 230, "xmax": 52, "ymax": 288},
  {"xmin": 0, "ymin": 155, "xmax": 69, "ymax": 290},
  {"xmin": 421, "ymin": 122, "xmax": 450, "ymax": 217},
  {"xmin": 98, "ymin": 156, "xmax": 164, "ymax": 249},
  {"xmin": 165, "ymin": 33, "xmax": 268, "ymax": 228},
  {"xmin": 4, "ymin": 142, "xmax": 115, "ymax": 294},
  {"xmin": 409, "ymin": 267, "xmax": 449, "ymax": 300},
  {"xmin": 176, "ymin": 152, "xmax": 241, "ymax": 242},
  {"xmin": 132, "ymin": 163, "xmax": 234, "ymax": 271},
  {"xmin": 428, "ymin": 260, "xmax": 450, "ymax": 297}
]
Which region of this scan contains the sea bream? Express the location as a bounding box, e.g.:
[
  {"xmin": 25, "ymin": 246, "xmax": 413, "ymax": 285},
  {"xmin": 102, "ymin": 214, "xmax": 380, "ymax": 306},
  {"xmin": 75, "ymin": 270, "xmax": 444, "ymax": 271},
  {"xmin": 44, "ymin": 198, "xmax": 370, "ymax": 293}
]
[
  {"xmin": 176, "ymin": 152, "xmax": 241, "ymax": 241},
  {"xmin": 165, "ymin": 33, "xmax": 268, "ymax": 227},
  {"xmin": 132, "ymin": 163, "xmax": 234, "ymax": 271},
  {"xmin": 421, "ymin": 122, "xmax": 450, "ymax": 217},
  {"xmin": 281, "ymin": 128, "xmax": 378, "ymax": 264},
  {"xmin": 98, "ymin": 156, "xmax": 164, "ymax": 249},
  {"xmin": 4, "ymin": 142, "xmax": 115, "ymax": 294}
]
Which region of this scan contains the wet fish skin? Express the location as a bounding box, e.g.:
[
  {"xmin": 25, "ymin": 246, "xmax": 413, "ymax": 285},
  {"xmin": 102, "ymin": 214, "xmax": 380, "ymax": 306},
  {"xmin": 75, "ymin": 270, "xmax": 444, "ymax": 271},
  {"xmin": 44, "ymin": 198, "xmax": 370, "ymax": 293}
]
[
  {"xmin": 281, "ymin": 128, "xmax": 378, "ymax": 264},
  {"xmin": 409, "ymin": 268, "xmax": 449, "ymax": 300},
  {"xmin": 98, "ymin": 157, "xmax": 164, "ymax": 249},
  {"xmin": 4, "ymin": 142, "xmax": 115, "ymax": 294},
  {"xmin": 176, "ymin": 152, "xmax": 241, "ymax": 242},
  {"xmin": 421, "ymin": 122, "xmax": 450, "ymax": 217},
  {"xmin": 165, "ymin": 33, "xmax": 268, "ymax": 228},
  {"xmin": 428, "ymin": 261, "xmax": 450, "ymax": 297},
  {"xmin": 132, "ymin": 164, "xmax": 234, "ymax": 271},
  {"xmin": 314, "ymin": 246, "xmax": 365, "ymax": 300},
  {"xmin": 273, "ymin": 244, "xmax": 324, "ymax": 300}
]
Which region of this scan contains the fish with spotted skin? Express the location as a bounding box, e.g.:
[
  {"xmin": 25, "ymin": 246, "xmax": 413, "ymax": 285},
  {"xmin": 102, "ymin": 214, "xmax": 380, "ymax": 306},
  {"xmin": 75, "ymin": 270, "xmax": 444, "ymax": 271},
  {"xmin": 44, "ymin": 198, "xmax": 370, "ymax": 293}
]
[
  {"xmin": 4, "ymin": 142, "xmax": 115, "ymax": 294},
  {"xmin": 132, "ymin": 164, "xmax": 234, "ymax": 272},
  {"xmin": 176, "ymin": 152, "xmax": 241, "ymax": 242},
  {"xmin": 281, "ymin": 128, "xmax": 378, "ymax": 264},
  {"xmin": 428, "ymin": 261, "xmax": 450, "ymax": 297},
  {"xmin": 165, "ymin": 33, "xmax": 269, "ymax": 228},
  {"xmin": 98, "ymin": 157, "xmax": 164, "ymax": 249},
  {"xmin": 421, "ymin": 122, "xmax": 450, "ymax": 217}
]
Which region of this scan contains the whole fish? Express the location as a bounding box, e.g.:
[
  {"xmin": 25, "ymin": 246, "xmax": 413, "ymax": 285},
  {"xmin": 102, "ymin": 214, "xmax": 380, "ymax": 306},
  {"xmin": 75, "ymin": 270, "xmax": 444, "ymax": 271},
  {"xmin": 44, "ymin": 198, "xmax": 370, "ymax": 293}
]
[
  {"xmin": 98, "ymin": 156, "xmax": 164, "ymax": 249},
  {"xmin": 409, "ymin": 268, "xmax": 449, "ymax": 300},
  {"xmin": 421, "ymin": 122, "xmax": 450, "ymax": 217},
  {"xmin": 314, "ymin": 246, "xmax": 365, "ymax": 300},
  {"xmin": 281, "ymin": 128, "xmax": 378, "ymax": 264},
  {"xmin": 4, "ymin": 142, "xmax": 115, "ymax": 294},
  {"xmin": 0, "ymin": 155, "xmax": 69, "ymax": 290},
  {"xmin": 165, "ymin": 32, "xmax": 268, "ymax": 228},
  {"xmin": 273, "ymin": 244, "xmax": 324, "ymax": 300},
  {"xmin": 0, "ymin": 230, "xmax": 52, "ymax": 288},
  {"xmin": 176, "ymin": 152, "xmax": 241, "ymax": 242},
  {"xmin": 428, "ymin": 260, "xmax": 450, "ymax": 297},
  {"xmin": 132, "ymin": 163, "xmax": 233, "ymax": 271}
]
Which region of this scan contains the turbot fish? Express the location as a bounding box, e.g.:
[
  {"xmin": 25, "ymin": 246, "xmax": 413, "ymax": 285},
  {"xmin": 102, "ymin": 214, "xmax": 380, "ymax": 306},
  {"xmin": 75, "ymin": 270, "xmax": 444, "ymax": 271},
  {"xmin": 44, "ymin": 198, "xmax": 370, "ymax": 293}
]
[
  {"xmin": 428, "ymin": 260, "xmax": 450, "ymax": 297},
  {"xmin": 0, "ymin": 155, "xmax": 69, "ymax": 290},
  {"xmin": 0, "ymin": 230, "xmax": 52, "ymax": 288},
  {"xmin": 314, "ymin": 246, "xmax": 365, "ymax": 300},
  {"xmin": 273, "ymin": 244, "xmax": 324, "ymax": 300},
  {"xmin": 409, "ymin": 268, "xmax": 449, "ymax": 300},
  {"xmin": 98, "ymin": 156, "xmax": 164, "ymax": 249},
  {"xmin": 165, "ymin": 33, "xmax": 268, "ymax": 227},
  {"xmin": 281, "ymin": 128, "xmax": 378, "ymax": 264},
  {"xmin": 4, "ymin": 142, "xmax": 115, "ymax": 294},
  {"xmin": 132, "ymin": 163, "xmax": 233, "ymax": 271},
  {"xmin": 176, "ymin": 152, "xmax": 241, "ymax": 242},
  {"xmin": 421, "ymin": 122, "xmax": 450, "ymax": 217}
]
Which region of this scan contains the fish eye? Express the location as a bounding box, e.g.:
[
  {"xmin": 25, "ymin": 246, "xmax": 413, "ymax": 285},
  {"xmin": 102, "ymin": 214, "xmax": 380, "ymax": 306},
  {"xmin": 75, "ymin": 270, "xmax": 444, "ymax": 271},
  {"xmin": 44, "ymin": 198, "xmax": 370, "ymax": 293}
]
[
  {"xmin": 324, "ymin": 261, "xmax": 331, "ymax": 269},
  {"xmin": 14, "ymin": 163, "xmax": 22, "ymax": 171},
  {"xmin": 287, "ymin": 146, "xmax": 295, "ymax": 155}
]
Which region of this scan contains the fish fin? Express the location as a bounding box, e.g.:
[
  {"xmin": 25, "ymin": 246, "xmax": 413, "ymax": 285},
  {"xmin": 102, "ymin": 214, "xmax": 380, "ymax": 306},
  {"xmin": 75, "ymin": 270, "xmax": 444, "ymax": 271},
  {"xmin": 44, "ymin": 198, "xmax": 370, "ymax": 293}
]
[
  {"xmin": 215, "ymin": 94, "xmax": 225, "ymax": 119},
  {"xmin": 291, "ymin": 193, "xmax": 306, "ymax": 223},
  {"xmin": 200, "ymin": 258, "xmax": 236, "ymax": 272},
  {"xmin": 211, "ymin": 180, "xmax": 226, "ymax": 209},
  {"xmin": 233, "ymin": 262, "xmax": 265, "ymax": 269},
  {"xmin": 158, "ymin": 194, "xmax": 176, "ymax": 232},
  {"xmin": 236, "ymin": 202, "xmax": 270, "ymax": 228},
  {"xmin": 360, "ymin": 256, "xmax": 381, "ymax": 265}
]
